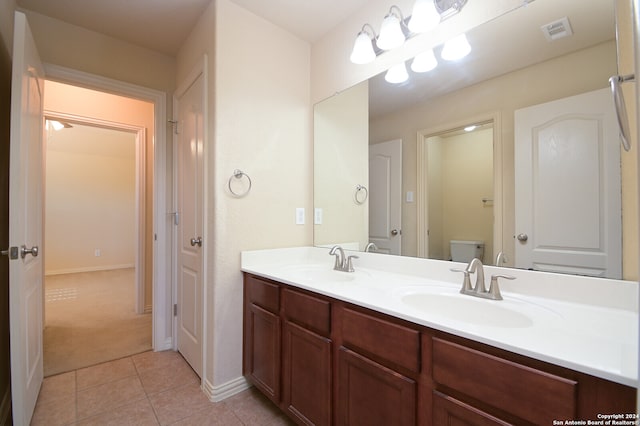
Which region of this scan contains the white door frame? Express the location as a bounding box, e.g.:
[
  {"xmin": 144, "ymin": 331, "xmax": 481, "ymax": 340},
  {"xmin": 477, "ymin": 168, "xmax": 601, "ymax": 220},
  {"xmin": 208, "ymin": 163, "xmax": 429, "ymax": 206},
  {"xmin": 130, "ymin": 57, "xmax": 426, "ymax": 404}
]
[
  {"xmin": 43, "ymin": 111, "xmax": 147, "ymax": 313},
  {"xmin": 417, "ymin": 112, "xmax": 503, "ymax": 260},
  {"xmin": 44, "ymin": 64, "xmax": 172, "ymax": 350},
  {"xmin": 172, "ymin": 54, "xmax": 208, "ymax": 387}
]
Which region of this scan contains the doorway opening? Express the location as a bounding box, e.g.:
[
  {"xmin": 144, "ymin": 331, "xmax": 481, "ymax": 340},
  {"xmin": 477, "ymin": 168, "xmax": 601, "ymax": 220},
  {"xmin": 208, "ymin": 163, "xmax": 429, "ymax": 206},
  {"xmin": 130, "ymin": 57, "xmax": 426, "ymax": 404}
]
[
  {"xmin": 42, "ymin": 80, "xmax": 155, "ymax": 375},
  {"xmin": 417, "ymin": 114, "xmax": 502, "ymax": 264}
]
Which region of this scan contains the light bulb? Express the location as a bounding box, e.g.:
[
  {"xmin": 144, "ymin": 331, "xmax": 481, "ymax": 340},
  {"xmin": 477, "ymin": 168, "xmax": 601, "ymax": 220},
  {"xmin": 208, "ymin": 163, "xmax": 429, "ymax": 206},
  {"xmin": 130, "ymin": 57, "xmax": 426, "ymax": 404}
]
[
  {"xmin": 385, "ymin": 62, "xmax": 409, "ymax": 84},
  {"xmin": 411, "ymin": 49, "xmax": 437, "ymax": 73},
  {"xmin": 377, "ymin": 12, "xmax": 405, "ymax": 50},
  {"xmin": 408, "ymin": 0, "xmax": 440, "ymax": 33},
  {"xmin": 441, "ymin": 33, "xmax": 471, "ymax": 61},
  {"xmin": 350, "ymin": 31, "xmax": 376, "ymax": 64}
]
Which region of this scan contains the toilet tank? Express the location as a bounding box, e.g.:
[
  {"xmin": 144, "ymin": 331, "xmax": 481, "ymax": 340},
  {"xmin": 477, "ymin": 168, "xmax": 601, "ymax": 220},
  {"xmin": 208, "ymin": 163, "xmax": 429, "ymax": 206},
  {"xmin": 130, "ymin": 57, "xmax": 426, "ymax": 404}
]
[{"xmin": 450, "ymin": 240, "xmax": 484, "ymax": 262}]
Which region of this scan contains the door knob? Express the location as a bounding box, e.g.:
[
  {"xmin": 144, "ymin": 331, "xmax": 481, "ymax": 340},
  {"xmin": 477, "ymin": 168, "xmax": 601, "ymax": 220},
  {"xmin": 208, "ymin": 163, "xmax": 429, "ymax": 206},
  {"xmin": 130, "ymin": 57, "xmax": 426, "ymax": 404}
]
[
  {"xmin": 391, "ymin": 229, "xmax": 401, "ymax": 236},
  {"xmin": 190, "ymin": 237, "xmax": 203, "ymax": 247},
  {"xmin": 20, "ymin": 245, "xmax": 39, "ymax": 259},
  {"xmin": 516, "ymin": 233, "xmax": 528, "ymax": 242}
]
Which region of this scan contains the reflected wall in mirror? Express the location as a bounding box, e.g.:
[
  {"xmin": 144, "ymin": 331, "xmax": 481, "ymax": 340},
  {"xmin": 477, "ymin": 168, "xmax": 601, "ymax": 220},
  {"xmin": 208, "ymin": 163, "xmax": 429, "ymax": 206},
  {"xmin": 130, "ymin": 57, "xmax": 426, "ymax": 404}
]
[{"xmin": 313, "ymin": 0, "xmax": 639, "ymax": 281}]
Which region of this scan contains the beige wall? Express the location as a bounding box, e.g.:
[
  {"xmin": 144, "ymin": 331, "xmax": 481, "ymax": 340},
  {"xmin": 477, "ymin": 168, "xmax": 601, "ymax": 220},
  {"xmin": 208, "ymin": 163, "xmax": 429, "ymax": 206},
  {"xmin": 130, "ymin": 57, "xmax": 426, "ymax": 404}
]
[
  {"xmin": 426, "ymin": 128, "xmax": 493, "ymax": 261},
  {"xmin": 20, "ymin": 9, "xmax": 175, "ymax": 95},
  {"xmin": 45, "ymin": 126, "xmax": 136, "ymax": 274},
  {"xmin": 44, "ymin": 80, "xmax": 155, "ymax": 308},
  {"xmin": 177, "ymin": 0, "xmax": 312, "ymax": 390},
  {"xmin": 314, "ymin": 81, "xmax": 369, "ymax": 249},
  {"xmin": 616, "ymin": 0, "xmax": 639, "ymax": 281},
  {"xmin": 370, "ymin": 41, "xmax": 618, "ymax": 264}
]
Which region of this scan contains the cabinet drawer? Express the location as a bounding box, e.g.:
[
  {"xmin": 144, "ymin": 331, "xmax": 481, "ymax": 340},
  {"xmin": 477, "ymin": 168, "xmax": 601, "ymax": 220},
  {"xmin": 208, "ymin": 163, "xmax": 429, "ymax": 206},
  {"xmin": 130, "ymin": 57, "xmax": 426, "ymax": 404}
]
[
  {"xmin": 433, "ymin": 338, "xmax": 577, "ymax": 425},
  {"xmin": 283, "ymin": 288, "xmax": 331, "ymax": 336},
  {"xmin": 245, "ymin": 275, "xmax": 280, "ymax": 313},
  {"xmin": 433, "ymin": 391, "xmax": 513, "ymax": 426},
  {"xmin": 342, "ymin": 308, "xmax": 420, "ymax": 373}
]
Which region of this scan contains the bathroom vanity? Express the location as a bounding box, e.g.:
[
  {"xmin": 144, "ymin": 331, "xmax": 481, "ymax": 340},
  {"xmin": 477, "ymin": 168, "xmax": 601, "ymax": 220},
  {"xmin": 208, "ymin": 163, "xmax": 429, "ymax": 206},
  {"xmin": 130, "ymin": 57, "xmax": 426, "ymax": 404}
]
[{"xmin": 242, "ymin": 248, "xmax": 637, "ymax": 425}]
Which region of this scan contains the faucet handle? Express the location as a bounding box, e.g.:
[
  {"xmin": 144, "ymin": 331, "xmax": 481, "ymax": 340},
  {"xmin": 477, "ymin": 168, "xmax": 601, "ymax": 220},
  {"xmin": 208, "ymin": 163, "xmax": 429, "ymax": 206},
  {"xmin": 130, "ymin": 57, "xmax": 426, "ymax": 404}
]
[
  {"xmin": 488, "ymin": 274, "xmax": 516, "ymax": 300},
  {"xmin": 346, "ymin": 255, "xmax": 359, "ymax": 272},
  {"xmin": 450, "ymin": 268, "xmax": 473, "ymax": 293}
]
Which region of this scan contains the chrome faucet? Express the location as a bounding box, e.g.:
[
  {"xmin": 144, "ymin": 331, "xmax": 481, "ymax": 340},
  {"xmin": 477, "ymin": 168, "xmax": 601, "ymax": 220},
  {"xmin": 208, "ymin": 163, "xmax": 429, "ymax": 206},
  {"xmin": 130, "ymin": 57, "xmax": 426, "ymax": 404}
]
[
  {"xmin": 329, "ymin": 245, "xmax": 358, "ymax": 272},
  {"xmin": 450, "ymin": 257, "xmax": 515, "ymax": 301},
  {"xmin": 495, "ymin": 251, "xmax": 508, "ymax": 266},
  {"xmin": 364, "ymin": 242, "xmax": 378, "ymax": 252}
]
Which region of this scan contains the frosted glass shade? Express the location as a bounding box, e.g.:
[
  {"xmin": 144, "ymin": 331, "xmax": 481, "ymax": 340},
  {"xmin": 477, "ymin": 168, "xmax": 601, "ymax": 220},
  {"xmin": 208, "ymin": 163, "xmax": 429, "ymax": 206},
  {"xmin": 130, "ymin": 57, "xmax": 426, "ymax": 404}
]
[
  {"xmin": 411, "ymin": 49, "xmax": 438, "ymax": 73},
  {"xmin": 377, "ymin": 13, "xmax": 405, "ymax": 50},
  {"xmin": 385, "ymin": 62, "xmax": 409, "ymax": 84},
  {"xmin": 408, "ymin": 0, "xmax": 440, "ymax": 33},
  {"xmin": 350, "ymin": 31, "xmax": 376, "ymax": 64},
  {"xmin": 441, "ymin": 33, "xmax": 471, "ymax": 60}
]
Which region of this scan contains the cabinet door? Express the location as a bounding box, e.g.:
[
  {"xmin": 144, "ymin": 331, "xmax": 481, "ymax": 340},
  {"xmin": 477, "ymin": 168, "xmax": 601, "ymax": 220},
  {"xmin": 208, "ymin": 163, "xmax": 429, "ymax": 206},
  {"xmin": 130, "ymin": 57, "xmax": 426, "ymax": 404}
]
[
  {"xmin": 246, "ymin": 303, "xmax": 281, "ymax": 403},
  {"xmin": 337, "ymin": 347, "xmax": 416, "ymax": 426},
  {"xmin": 433, "ymin": 391, "xmax": 514, "ymax": 426},
  {"xmin": 283, "ymin": 321, "xmax": 332, "ymax": 426}
]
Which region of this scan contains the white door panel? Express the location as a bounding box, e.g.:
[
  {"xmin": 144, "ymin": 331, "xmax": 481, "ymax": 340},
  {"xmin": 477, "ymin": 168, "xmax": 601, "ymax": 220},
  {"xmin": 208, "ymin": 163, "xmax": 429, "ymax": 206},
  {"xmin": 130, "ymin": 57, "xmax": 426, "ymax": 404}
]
[
  {"xmin": 8, "ymin": 11, "xmax": 45, "ymax": 425},
  {"xmin": 515, "ymin": 88, "xmax": 621, "ymax": 278},
  {"xmin": 175, "ymin": 69, "xmax": 205, "ymax": 377},
  {"xmin": 369, "ymin": 140, "xmax": 402, "ymax": 255}
]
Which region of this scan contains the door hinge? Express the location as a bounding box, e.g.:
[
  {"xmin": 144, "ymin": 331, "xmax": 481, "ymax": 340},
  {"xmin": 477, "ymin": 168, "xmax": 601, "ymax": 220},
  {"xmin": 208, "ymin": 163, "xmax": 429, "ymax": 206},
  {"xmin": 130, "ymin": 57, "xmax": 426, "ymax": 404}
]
[
  {"xmin": 1, "ymin": 247, "xmax": 19, "ymax": 260},
  {"xmin": 168, "ymin": 120, "xmax": 179, "ymax": 134},
  {"xmin": 173, "ymin": 304, "xmax": 177, "ymax": 316}
]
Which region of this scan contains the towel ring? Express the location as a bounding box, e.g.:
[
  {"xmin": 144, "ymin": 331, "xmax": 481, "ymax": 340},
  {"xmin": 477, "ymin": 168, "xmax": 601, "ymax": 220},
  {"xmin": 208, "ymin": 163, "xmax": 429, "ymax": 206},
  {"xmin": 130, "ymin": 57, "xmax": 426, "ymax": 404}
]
[
  {"xmin": 228, "ymin": 169, "xmax": 252, "ymax": 197},
  {"xmin": 355, "ymin": 184, "xmax": 368, "ymax": 205}
]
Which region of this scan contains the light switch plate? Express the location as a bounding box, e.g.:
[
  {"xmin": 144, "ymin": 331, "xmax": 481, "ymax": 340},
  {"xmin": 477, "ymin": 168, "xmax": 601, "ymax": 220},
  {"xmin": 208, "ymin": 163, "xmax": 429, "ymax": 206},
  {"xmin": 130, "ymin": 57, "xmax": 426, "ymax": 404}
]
[
  {"xmin": 296, "ymin": 208, "xmax": 305, "ymax": 225},
  {"xmin": 406, "ymin": 191, "xmax": 414, "ymax": 203},
  {"xmin": 314, "ymin": 208, "xmax": 323, "ymax": 225}
]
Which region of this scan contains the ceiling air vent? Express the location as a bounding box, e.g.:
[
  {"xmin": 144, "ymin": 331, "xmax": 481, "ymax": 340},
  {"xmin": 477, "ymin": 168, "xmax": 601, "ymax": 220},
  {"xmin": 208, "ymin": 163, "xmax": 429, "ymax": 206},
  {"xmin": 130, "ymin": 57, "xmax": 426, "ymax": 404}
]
[{"xmin": 540, "ymin": 17, "xmax": 573, "ymax": 41}]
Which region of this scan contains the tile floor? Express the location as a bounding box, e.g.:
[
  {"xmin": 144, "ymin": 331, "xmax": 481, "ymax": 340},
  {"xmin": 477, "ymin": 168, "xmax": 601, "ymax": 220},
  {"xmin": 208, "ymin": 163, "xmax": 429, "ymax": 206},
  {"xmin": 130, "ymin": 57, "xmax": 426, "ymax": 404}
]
[{"xmin": 31, "ymin": 350, "xmax": 295, "ymax": 426}]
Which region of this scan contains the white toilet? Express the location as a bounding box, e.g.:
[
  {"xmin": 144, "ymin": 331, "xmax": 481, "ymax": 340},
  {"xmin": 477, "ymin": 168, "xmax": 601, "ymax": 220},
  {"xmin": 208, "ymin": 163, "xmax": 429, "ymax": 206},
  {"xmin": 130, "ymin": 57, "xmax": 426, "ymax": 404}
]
[{"xmin": 450, "ymin": 240, "xmax": 484, "ymax": 263}]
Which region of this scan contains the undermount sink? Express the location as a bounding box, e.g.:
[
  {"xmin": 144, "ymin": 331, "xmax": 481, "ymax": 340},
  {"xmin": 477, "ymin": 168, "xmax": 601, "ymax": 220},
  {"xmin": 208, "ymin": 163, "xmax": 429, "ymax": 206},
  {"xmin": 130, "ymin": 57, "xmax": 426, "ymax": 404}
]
[
  {"xmin": 399, "ymin": 289, "xmax": 560, "ymax": 329},
  {"xmin": 282, "ymin": 264, "xmax": 360, "ymax": 283}
]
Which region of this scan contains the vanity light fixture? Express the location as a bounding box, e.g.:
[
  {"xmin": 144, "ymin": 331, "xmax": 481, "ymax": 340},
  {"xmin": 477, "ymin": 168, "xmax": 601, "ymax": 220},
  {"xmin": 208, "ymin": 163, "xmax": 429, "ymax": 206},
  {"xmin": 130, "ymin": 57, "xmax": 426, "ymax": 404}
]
[
  {"xmin": 349, "ymin": 0, "xmax": 468, "ymax": 65},
  {"xmin": 408, "ymin": 0, "xmax": 440, "ymax": 33},
  {"xmin": 385, "ymin": 62, "xmax": 409, "ymax": 84},
  {"xmin": 377, "ymin": 6, "xmax": 407, "ymax": 51},
  {"xmin": 45, "ymin": 119, "xmax": 73, "ymax": 131},
  {"xmin": 441, "ymin": 33, "xmax": 471, "ymax": 60},
  {"xmin": 411, "ymin": 49, "xmax": 438, "ymax": 73},
  {"xmin": 350, "ymin": 24, "xmax": 378, "ymax": 64}
]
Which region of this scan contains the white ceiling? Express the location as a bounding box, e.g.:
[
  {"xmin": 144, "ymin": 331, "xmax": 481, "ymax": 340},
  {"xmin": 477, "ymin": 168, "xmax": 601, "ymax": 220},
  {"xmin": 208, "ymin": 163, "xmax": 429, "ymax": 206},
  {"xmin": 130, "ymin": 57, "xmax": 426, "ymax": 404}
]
[{"xmin": 15, "ymin": 0, "xmax": 370, "ymax": 55}]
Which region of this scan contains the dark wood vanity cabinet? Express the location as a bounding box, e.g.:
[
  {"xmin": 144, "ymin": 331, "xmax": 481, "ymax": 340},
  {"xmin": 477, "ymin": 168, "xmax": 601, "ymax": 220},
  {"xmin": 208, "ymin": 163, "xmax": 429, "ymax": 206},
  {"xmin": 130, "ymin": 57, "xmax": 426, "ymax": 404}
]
[{"xmin": 243, "ymin": 273, "xmax": 637, "ymax": 425}]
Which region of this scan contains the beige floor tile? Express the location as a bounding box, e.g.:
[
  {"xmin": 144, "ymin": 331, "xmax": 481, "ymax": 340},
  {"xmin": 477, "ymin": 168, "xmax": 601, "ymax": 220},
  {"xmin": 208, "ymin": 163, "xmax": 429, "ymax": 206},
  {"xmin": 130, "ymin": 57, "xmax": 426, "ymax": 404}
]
[
  {"xmin": 36, "ymin": 371, "xmax": 76, "ymax": 405},
  {"xmin": 77, "ymin": 357, "xmax": 137, "ymax": 390},
  {"xmin": 76, "ymin": 375, "xmax": 146, "ymax": 420},
  {"xmin": 132, "ymin": 350, "xmax": 184, "ymax": 374},
  {"xmin": 30, "ymin": 393, "xmax": 76, "ymax": 426},
  {"xmin": 76, "ymin": 398, "xmax": 159, "ymax": 426},
  {"xmin": 138, "ymin": 356, "xmax": 199, "ymax": 395},
  {"xmin": 224, "ymin": 387, "xmax": 294, "ymax": 426},
  {"xmin": 168, "ymin": 404, "xmax": 242, "ymax": 426},
  {"xmin": 148, "ymin": 382, "xmax": 213, "ymax": 425}
]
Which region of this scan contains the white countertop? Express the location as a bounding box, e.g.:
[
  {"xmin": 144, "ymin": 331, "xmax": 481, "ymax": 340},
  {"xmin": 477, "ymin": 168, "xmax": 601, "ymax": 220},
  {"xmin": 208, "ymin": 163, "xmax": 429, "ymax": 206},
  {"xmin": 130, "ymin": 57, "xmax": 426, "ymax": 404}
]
[{"xmin": 241, "ymin": 247, "xmax": 638, "ymax": 388}]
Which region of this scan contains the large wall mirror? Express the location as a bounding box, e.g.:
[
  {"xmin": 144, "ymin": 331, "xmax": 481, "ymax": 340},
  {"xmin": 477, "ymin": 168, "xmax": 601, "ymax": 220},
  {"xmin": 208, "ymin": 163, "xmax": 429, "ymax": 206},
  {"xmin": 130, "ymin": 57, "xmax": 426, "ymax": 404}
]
[{"xmin": 314, "ymin": 0, "xmax": 639, "ymax": 281}]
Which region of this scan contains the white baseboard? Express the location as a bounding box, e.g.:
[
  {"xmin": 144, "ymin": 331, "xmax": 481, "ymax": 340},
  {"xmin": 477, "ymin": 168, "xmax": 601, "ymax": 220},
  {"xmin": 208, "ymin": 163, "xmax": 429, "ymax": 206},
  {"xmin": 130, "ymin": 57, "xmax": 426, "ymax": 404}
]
[
  {"xmin": 154, "ymin": 337, "xmax": 173, "ymax": 352},
  {"xmin": 203, "ymin": 376, "xmax": 251, "ymax": 402},
  {"xmin": 0, "ymin": 386, "xmax": 11, "ymax": 425},
  {"xmin": 45, "ymin": 264, "xmax": 135, "ymax": 276}
]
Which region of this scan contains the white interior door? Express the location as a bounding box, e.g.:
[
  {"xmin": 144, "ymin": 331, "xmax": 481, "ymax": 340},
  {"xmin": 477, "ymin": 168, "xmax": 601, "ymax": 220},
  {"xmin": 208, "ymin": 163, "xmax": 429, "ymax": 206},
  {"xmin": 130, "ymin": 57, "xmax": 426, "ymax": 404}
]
[
  {"xmin": 369, "ymin": 140, "xmax": 402, "ymax": 255},
  {"xmin": 175, "ymin": 69, "xmax": 205, "ymax": 377},
  {"xmin": 7, "ymin": 11, "xmax": 45, "ymax": 425},
  {"xmin": 514, "ymin": 88, "xmax": 621, "ymax": 278}
]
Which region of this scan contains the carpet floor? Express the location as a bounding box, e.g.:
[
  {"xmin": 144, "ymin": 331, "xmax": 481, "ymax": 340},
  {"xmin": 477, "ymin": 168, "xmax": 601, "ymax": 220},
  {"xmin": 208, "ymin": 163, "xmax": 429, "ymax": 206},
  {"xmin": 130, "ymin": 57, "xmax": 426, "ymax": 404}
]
[{"xmin": 44, "ymin": 268, "xmax": 152, "ymax": 377}]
